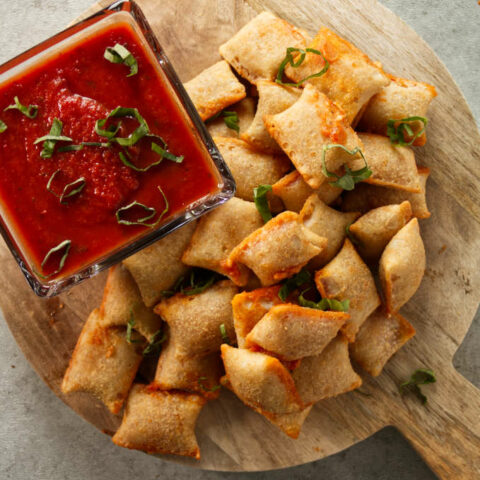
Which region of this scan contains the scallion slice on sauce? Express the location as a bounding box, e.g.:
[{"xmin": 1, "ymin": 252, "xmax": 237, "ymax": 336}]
[
  {"xmin": 104, "ymin": 43, "xmax": 138, "ymax": 77},
  {"xmin": 36, "ymin": 239, "xmax": 71, "ymax": 279},
  {"xmin": 387, "ymin": 116, "xmax": 428, "ymax": 146},
  {"xmin": 46, "ymin": 170, "xmax": 86, "ymax": 204},
  {"xmin": 276, "ymin": 47, "xmax": 329, "ymax": 87},
  {"xmin": 0, "ymin": 120, "xmax": 7, "ymax": 133},
  {"xmin": 4, "ymin": 96, "xmax": 38, "ymax": 119},
  {"xmin": 253, "ymin": 184, "xmax": 273, "ymax": 223},
  {"xmin": 321, "ymin": 144, "xmax": 372, "ymax": 191},
  {"xmin": 34, "ymin": 118, "xmax": 73, "ymax": 158},
  {"xmin": 298, "ymin": 288, "xmax": 350, "ymax": 312}
]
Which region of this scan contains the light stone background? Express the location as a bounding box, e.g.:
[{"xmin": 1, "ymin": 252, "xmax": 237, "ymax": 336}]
[{"xmin": 0, "ymin": 1, "xmax": 479, "ymax": 479}]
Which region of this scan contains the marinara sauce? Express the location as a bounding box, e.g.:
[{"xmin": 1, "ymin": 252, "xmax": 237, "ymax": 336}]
[{"xmin": 0, "ymin": 22, "xmax": 217, "ymax": 279}]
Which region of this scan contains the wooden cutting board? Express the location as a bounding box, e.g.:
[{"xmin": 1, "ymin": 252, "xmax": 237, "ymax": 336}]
[{"xmin": 2, "ymin": 0, "xmax": 480, "ymax": 477}]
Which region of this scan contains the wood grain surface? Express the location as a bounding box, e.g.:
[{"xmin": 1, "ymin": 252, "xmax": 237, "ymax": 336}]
[{"xmin": 2, "ymin": 0, "xmax": 480, "ymax": 477}]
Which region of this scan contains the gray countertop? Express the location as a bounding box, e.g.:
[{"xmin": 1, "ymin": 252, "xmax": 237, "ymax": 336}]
[{"xmin": 0, "ymin": 1, "xmax": 479, "ymax": 479}]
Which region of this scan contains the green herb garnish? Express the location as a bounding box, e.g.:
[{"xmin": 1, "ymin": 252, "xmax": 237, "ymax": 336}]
[
  {"xmin": 151, "ymin": 139, "xmax": 184, "ymax": 163},
  {"xmin": 198, "ymin": 376, "xmax": 221, "ymax": 392},
  {"xmin": 46, "ymin": 170, "xmax": 86, "ymax": 204},
  {"xmin": 0, "ymin": 120, "xmax": 7, "ymax": 133},
  {"xmin": 298, "ymin": 289, "xmax": 350, "ymax": 312},
  {"xmin": 143, "ymin": 329, "xmax": 166, "ymax": 355},
  {"xmin": 34, "ymin": 118, "xmax": 73, "ymax": 158},
  {"xmin": 321, "ymin": 144, "xmax": 372, "ymax": 191},
  {"xmin": 222, "ymin": 111, "xmax": 240, "ymax": 132},
  {"xmin": 181, "ymin": 269, "xmax": 220, "ymax": 296},
  {"xmin": 278, "ymin": 269, "xmax": 311, "ymax": 301},
  {"xmin": 220, "ymin": 323, "xmax": 231, "ymax": 345},
  {"xmin": 400, "ymin": 368, "xmax": 436, "ymax": 404},
  {"xmin": 253, "ymin": 184, "xmax": 273, "ymax": 223},
  {"xmin": 4, "ymin": 96, "xmax": 38, "ymax": 119},
  {"xmin": 387, "ymin": 116, "xmax": 428, "ymax": 146},
  {"xmin": 36, "ymin": 239, "xmax": 71, "ymax": 279},
  {"xmin": 276, "ymin": 47, "xmax": 329, "ymax": 87},
  {"xmin": 104, "ymin": 43, "xmax": 138, "ymax": 77},
  {"xmin": 126, "ymin": 313, "xmax": 143, "ymax": 344},
  {"xmin": 96, "ymin": 107, "xmax": 149, "ymax": 147}
]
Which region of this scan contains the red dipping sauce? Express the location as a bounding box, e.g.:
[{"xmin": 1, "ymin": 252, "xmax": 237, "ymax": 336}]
[{"xmin": 0, "ymin": 18, "xmax": 219, "ymax": 283}]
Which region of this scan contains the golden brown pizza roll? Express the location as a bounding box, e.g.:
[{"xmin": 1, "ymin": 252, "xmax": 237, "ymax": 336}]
[
  {"xmin": 357, "ymin": 75, "xmax": 437, "ymax": 146},
  {"xmin": 315, "ymin": 239, "xmax": 380, "ymax": 341},
  {"xmin": 123, "ymin": 221, "xmax": 196, "ymax": 307},
  {"xmin": 264, "ymin": 84, "xmax": 363, "ymax": 189},
  {"xmin": 379, "ymin": 218, "xmax": 426, "ymax": 313},
  {"xmin": 226, "ymin": 211, "xmax": 327, "ymax": 287},
  {"xmin": 241, "ymin": 80, "xmax": 301, "ymax": 153},
  {"xmin": 182, "ymin": 198, "xmax": 263, "ymax": 285},
  {"xmin": 348, "ymin": 201, "xmax": 412, "ymax": 262},
  {"xmin": 244, "ymin": 303, "xmax": 348, "ymax": 361},
  {"xmin": 341, "ymin": 166, "xmax": 431, "ymax": 219},
  {"xmin": 221, "ymin": 344, "xmax": 303, "ymax": 414},
  {"xmin": 154, "ymin": 280, "xmax": 238, "ymax": 357},
  {"xmin": 61, "ymin": 309, "xmax": 144, "ymax": 414},
  {"xmin": 184, "ymin": 60, "xmax": 246, "ymax": 120},
  {"xmin": 300, "ymin": 194, "xmax": 360, "ymax": 268},
  {"xmin": 262, "ymin": 406, "xmax": 313, "ymax": 439},
  {"xmin": 206, "ymin": 97, "xmax": 256, "ymax": 138},
  {"xmin": 219, "ymin": 11, "xmax": 309, "ymax": 84},
  {"xmin": 350, "ymin": 309, "xmax": 416, "ymax": 376},
  {"xmin": 231, "ymin": 285, "xmax": 283, "ymax": 348},
  {"xmin": 285, "ymin": 27, "xmax": 389, "ymax": 124},
  {"xmin": 352, "ymin": 133, "xmax": 421, "ymax": 192},
  {"xmin": 112, "ymin": 384, "xmax": 206, "ymax": 458},
  {"xmin": 213, "ymin": 137, "xmax": 291, "ymax": 209},
  {"xmin": 153, "ymin": 335, "xmax": 223, "ymax": 399},
  {"xmin": 99, "ymin": 265, "xmax": 162, "ymax": 342},
  {"xmin": 271, "ymin": 170, "xmax": 342, "ymax": 212},
  {"xmin": 291, "ymin": 334, "xmax": 362, "ymax": 405}
]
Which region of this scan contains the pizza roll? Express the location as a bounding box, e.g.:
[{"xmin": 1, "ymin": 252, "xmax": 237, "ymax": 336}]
[
  {"xmin": 342, "ymin": 166, "xmax": 431, "ymax": 219},
  {"xmin": 244, "ymin": 303, "xmax": 348, "ymax": 361},
  {"xmin": 219, "ymin": 11, "xmax": 308, "ymax": 84},
  {"xmin": 112, "ymin": 384, "xmax": 206, "ymax": 458},
  {"xmin": 154, "ymin": 280, "xmax": 238, "ymax": 357},
  {"xmin": 350, "ymin": 309, "xmax": 416, "ymax": 376},
  {"xmin": 154, "ymin": 335, "xmax": 223, "ymax": 399},
  {"xmin": 241, "ymin": 80, "xmax": 301, "ymax": 153},
  {"xmin": 272, "ymin": 170, "xmax": 341, "ymax": 212},
  {"xmin": 285, "ymin": 27, "xmax": 389, "ymax": 124},
  {"xmin": 61, "ymin": 309, "xmax": 144, "ymax": 414},
  {"xmin": 206, "ymin": 97, "xmax": 256, "ymax": 138},
  {"xmin": 379, "ymin": 218, "xmax": 426, "ymax": 313},
  {"xmin": 352, "ymin": 133, "xmax": 421, "ymax": 192},
  {"xmin": 292, "ymin": 334, "xmax": 362, "ymax": 405},
  {"xmin": 221, "ymin": 344, "xmax": 303, "ymax": 414},
  {"xmin": 348, "ymin": 201, "xmax": 412, "ymax": 262},
  {"xmin": 226, "ymin": 211, "xmax": 327, "ymax": 287},
  {"xmin": 123, "ymin": 221, "xmax": 196, "ymax": 307},
  {"xmin": 231, "ymin": 285, "xmax": 283, "ymax": 347},
  {"xmin": 262, "ymin": 406, "xmax": 313, "ymax": 439},
  {"xmin": 358, "ymin": 75, "xmax": 437, "ymax": 146},
  {"xmin": 99, "ymin": 265, "xmax": 162, "ymax": 342},
  {"xmin": 213, "ymin": 137, "xmax": 290, "ymax": 210},
  {"xmin": 300, "ymin": 194, "xmax": 360, "ymax": 268},
  {"xmin": 184, "ymin": 60, "xmax": 246, "ymax": 120},
  {"xmin": 315, "ymin": 239, "xmax": 380, "ymax": 341},
  {"xmin": 264, "ymin": 84, "xmax": 363, "ymax": 189}
]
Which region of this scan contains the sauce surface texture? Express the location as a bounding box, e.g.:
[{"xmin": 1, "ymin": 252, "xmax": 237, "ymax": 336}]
[{"xmin": 0, "ymin": 22, "xmax": 217, "ymax": 278}]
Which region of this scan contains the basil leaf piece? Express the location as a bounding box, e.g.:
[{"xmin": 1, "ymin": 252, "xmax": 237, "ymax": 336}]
[
  {"xmin": 143, "ymin": 329, "xmax": 166, "ymax": 355},
  {"xmin": 276, "ymin": 47, "xmax": 329, "ymax": 87},
  {"xmin": 35, "ymin": 239, "xmax": 71, "ymax": 279},
  {"xmin": 387, "ymin": 116, "xmax": 428, "ymax": 146},
  {"xmin": 0, "ymin": 119, "xmax": 7, "ymax": 133},
  {"xmin": 278, "ymin": 269, "xmax": 311, "ymax": 301},
  {"xmin": 57, "ymin": 144, "xmax": 84, "ymax": 153},
  {"xmin": 126, "ymin": 313, "xmax": 143, "ymax": 344},
  {"xmin": 34, "ymin": 118, "xmax": 73, "ymax": 158},
  {"xmin": 4, "ymin": 96, "xmax": 38, "ymax": 119},
  {"xmin": 399, "ymin": 368, "xmax": 436, "ymax": 405},
  {"xmin": 198, "ymin": 376, "xmax": 221, "ymax": 392},
  {"xmin": 298, "ymin": 289, "xmax": 350, "ymax": 312},
  {"xmin": 181, "ymin": 269, "xmax": 221, "ymax": 296},
  {"xmin": 253, "ymin": 184, "xmax": 273, "ymax": 223},
  {"xmin": 220, "ymin": 323, "xmax": 231, "ymax": 345},
  {"xmin": 104, "ymin": 43, "xmax": 138, "ymax": 77},
  {"xmin": 151, "ymin": 141, "xmax": 184, "ymax": 163},
  {"xmin": 321, "ymin": 144, "xmax": 372, "ymax": 191},
  {"xmin": 46, "ymin": 170, "xmax": 86, "ymax": 204},
  {"xmin": 222, "ymin": 111, "xmax": 240, "ymax": 133}
]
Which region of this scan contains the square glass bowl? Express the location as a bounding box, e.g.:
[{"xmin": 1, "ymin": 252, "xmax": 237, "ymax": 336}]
[{"xmin": 0, "ymin": 0, "xmax": 235, "ymax": 297}]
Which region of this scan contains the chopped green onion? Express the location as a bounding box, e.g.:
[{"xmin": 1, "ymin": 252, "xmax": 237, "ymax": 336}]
[
  {"xmin": 321, "ymin": 144, "xmax": 372, "ymax": 191},
  {"xmin": 197, "ymin": 377, "xmax": 221, "ymax": 392},
  {"xmin": 104, "ymin": 43, "xmax": 138, "ymax": 77},
  {"xmin": 220, "ymin": 323, "xmax": 231, "ymax": 345},
  {"xmin": 399, "ymin": 368, "xmax": 436, "ymax": 405},
  {"xmin": 278, "ymin": 269, "xmax": 311, "ymax": 301},
  {"xmin": 298, "ymin": 289, "xmax": 350, "ymax": 312},
  {"xmin": 4, "ymin": 96, "xmax": 38, "ymax": 119},
  {"xmin": 34, "ymin": 118, "xmax": 73, "ymax": 158},
  {"xmin": 253, "ymin": 184, "xmax": 273, "ymax": 223},
  {"xmin": 143, "ymin": 329, "xmax": 166, "ymax": 355},
  {"xmin": 276, "ymin": 47, "xmax": 329, "ymax": 87},
  {"xmin": 46, "ymin": 170, "xmax": 86, "ymax": 204},
  {"xmin": 35, "ymin": 239, "xmax": 71, "ymax": 279},
  {"xmin": 0, "ymin": 120, "xmax": 7, "ymax": 133},
  {"xmin": 387, "ymin": 116, "xmax": 428, "ymax": 146}
]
